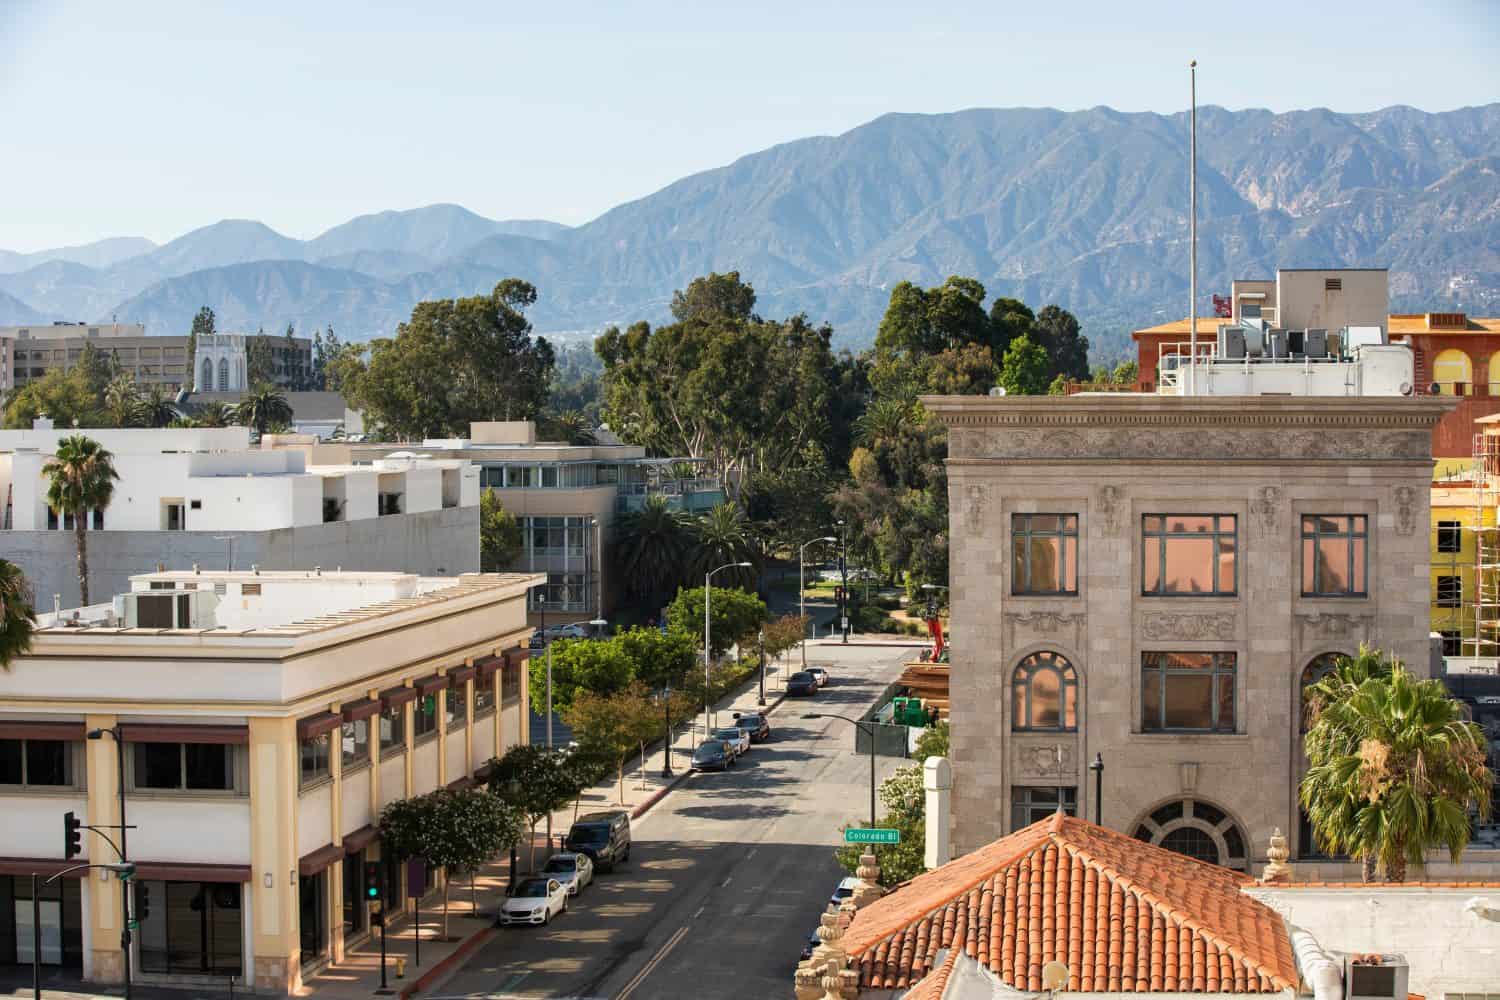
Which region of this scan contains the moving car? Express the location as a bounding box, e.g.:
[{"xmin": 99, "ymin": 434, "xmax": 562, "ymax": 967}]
[
  {"xmin": 565, "ymin": 811, "xmax": 631, "ymax": 871},
  {"xmin": 541, "ymin": 851, "xmax": 594, "ymax": 896},
  {"xmin": 808, "ymin": 666, "xmax": 830, "ymax": 688},
  {"xmin": 732, "ymin": 712, "xmax": 771, "ymax": 742},
  {"xmin": 787, "ymin": 671, "xmax": 819, "ymax": 696},
  {"xmin": 498, "ymin": 877, "xmax": 568, "ymax": 926},
  {"xmin": 830, "ymin": 876, "xmax": 862, "ymax": 907},
  {"xmin": 691, "ymin": 739, "xmax": 734, "ymax": 771},
  {"xmin": 713, "ymin": 726, "xmax": 750, "ymax": 758}
]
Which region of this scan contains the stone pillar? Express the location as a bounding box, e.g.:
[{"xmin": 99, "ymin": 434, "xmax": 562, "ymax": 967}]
[
  {"xmin": 248, "ymin": 716, "xmax": 301, "ymax": 993},
  {"xmin": 924, "ymin": 756, "xmax": 952, "ymax": 870},
  {"xmin": 850, "ymin": 853, "xmax": 884, "ymax": 910},
  {"xmin": 1260, "ymin": 826, "xmax": 1293, "ymax": 884},
  {"xmin": 83, "ymin": 714, "xmax": 122, "ymax": 984}
]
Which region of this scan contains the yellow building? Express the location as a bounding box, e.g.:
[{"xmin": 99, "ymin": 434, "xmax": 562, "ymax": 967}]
[
  {"xmin": 1430, "ymin": 414, "xmax": 1500, "ymax": 660},
  {"xmin": 0, "ymin": 569, "xmax": 537, "ymax": 992}
]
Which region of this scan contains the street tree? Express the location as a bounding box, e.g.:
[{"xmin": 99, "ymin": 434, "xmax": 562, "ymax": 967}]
[
  {"xmin": 0, "ymin": 559, "xmax": 36, "ymax": 671},
  {"xmin": 665, "ymin": 586, "xmax": 767, "ymax": 659},
  {"xmin": 479, "ymin": 489, "xmax": 523, "ymax": 571},
  {"xmin": 563, "ymin": 683, "xmax": 662, "ymax": 805},
  {"xmin": 836, "ymin": 765, "xmax": 927, "ymax": 886},
  {"xmin": 42, "ymin": 435, "xmax": 119, "ymax": 606},
  {"xmin": 530, "ymin": 638, "xmax": 635, "ymax": 716},
  {"xmin": 235, "ymin": 385, "xmax": 294, "ymax": 435},
  {"xmin": 999, "ymin": 334, "xmax": 1051, "ymax": 396},
  {"xmin": 487, "ymin": 745, "xmax": 574, "ymax": 871}
]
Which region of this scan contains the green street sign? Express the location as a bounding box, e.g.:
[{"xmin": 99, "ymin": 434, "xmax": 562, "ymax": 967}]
[
  {"xmin": 127, "ymin": 920, "xmax": 139, "ymax": 930},
  {"xmin": 844, "ymin": 828, "xmax": 900, "ymax": 845}
]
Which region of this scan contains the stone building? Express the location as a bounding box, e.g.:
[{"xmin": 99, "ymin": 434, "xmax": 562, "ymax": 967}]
[{"xmin": 924, "ymin": 393, "xmax": 1456, "ymax": 872}]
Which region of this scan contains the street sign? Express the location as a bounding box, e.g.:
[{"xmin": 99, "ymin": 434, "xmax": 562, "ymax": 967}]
[{"xmin": 844, "ymin": 828, "xmax": 900, "ymax": 845}]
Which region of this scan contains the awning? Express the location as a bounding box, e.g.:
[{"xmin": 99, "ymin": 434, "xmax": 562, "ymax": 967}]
[
  {"xmin": 132, "ymin": 861, "xmax": 252, "ymax": 883},
  {"xmin": 447, "ymin": 664, "xmax": 477, "ymax": 685},
  {"xmin": 0, "ymin": 858, "xmax": 88, "ymax": 878},
  {"xmin": 414, "ymin": 675, "xmax": 449, "ymax": 696},
  {"xmin": 298, "ymin": 843, "xmax": 345, "ymax": 876},
  {"xmin": 119, "ymin": 724, "xmax": 249, "ymax": 745},
  {"xmin": 0, "ymin": 720, "xmax": 87, "ymax": 741},
  {"xmin": 296, "ymin": 712, "xmax": 342, "ymax": 741},
  {"xmin": 381, "ymin": 685, "xmax": 417, "ymax": 708},
  {"xmin": 343, "ymin": 826, "xmax": 379, "ymax": 854},
  {"xmin": 341, "ymin": 699, "xmax": 381, "ymax": 723},
  {"xmin": 474, "ymin": 655, "xmax": 503, "ymax": 679}
]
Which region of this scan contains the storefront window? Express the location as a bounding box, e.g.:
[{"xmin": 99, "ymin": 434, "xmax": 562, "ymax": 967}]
[
  {"xmin": 130, "ymin": 743, "xmax": 235, "ymax": 792},
  {"xmin": 299, "ymin": 872, "xmax": 327, "ymax": 966},
  {"xmin": 0, "ymin": 876, "xmax": 83, "ymax": 967},
  {"xmin": 135, "ymin": 881, "xmax": 242, "ymax": 975},
  {"xmin": 342, "ymin": 853, "xmax": 367, "ymax": 938}
]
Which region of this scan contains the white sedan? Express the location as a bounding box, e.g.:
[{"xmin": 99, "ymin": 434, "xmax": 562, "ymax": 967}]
[
  {"xmin": 713, "ymin": 727, "xmax": 750, "ymax": 758},
  {"xmin": 498, "ymin": 877, "xmax": 568, "ymax": 926},
  {"xmin": 541, "ymin": 851, "xmax": 594, "ymax": 896}
]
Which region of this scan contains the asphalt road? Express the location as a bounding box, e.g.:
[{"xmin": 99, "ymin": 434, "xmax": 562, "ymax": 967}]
[{"xmin": 433, "ymin": 643, "xmax": 915, "ymax": 1000}]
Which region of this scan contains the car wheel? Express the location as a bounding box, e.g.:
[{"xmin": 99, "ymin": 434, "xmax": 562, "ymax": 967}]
[{"xmin": 562, "ymin": 897, "xmax": 568, "ymax": 913}]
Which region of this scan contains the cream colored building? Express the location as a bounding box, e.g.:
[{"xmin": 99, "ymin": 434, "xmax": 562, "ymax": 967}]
[
  {"xmin": 924, "ymin": 393, "xmax": 1493, "ymax": 877},
  {"xmin": 0, "ymin": 568, "xmax": 538, "ymax": 992}
]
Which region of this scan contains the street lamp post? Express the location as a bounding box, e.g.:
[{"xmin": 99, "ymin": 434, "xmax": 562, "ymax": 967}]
[
  {"xmin": 1088, "ymin": 753, "xmax": 1104, "ymax": 825},
  {"xmin": 661, "ymin": 688, "xmax": 674, "ymax": 779},
  {"xmin": 504, "ymin": 778, "xmax": 522, "ymax": 893},
  {"xmin": 836, "ymin": 519, "xmax": 849, "ymax": 644},
  {"xmin": 799, "ymin": 535, "xmax": 837, "ymax": 669},
  {"xmin": 85, "ymin": 726, "xmax": 131, "ymax": 1000},
  {"xmin": 704, "ymin": 561, "xmax": 752, "ymax": 735},
  {"xmin": 539, "ymin": 605, "xmax": 609, "ymax": 752},
  {"xmin": 757, "ymin": 629, "xmax": 766, "ymax": 707},
  {"xmin": 806, "ymin": 712, "xmax": 876, "ymax": 827}
]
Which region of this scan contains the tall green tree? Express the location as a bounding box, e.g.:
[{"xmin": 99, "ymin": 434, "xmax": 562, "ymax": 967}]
[
  {"xmin": 1032, "ymin": 304, "xmax": 1090, "ymax": 382},
  {"xmin": 103, "ymin": 374, "xmax": 143, "ymax": 426},
  {"xmin": 670, "ymin": 271, "xmax": 759, "ymax": 323},
  {"xmin": 139, "ymin": 385, "xmax": 180, "ymax": 428},
  {"xmin": 0, "ymin": 559, "xmax": 36, "ymax": 671},
  {"xmin": 613, "ymin": 495, "xmax": 695, "ymax": 611},
  {"xmin": 479, "ymin": 489, "xmax": 523, "ymax": 571},
  {"xmin": 665, "ymin": 585, "xmax": 767, "ymax": 658},
  {"xmin": 987, "ymin": 296, "xmax": 1035, "ymax": 359},
  {"xmin": 2, "ymin": 367, "xmax": 101, "ymax": 429},
  {"xmin": 42, "ymin": 435, "xmax": 119, "ymax": 606},
  {"xmin": 999, "ymin": 334, "xmax": 1051, "ymax": 396},
  {"xmin": 563, "ymin": 683, "xmax": 663, "ymax": 805},
  {"xmin": 529, "ymin": 637, "xmax": 636, "ymax": 715},
  {"xmin": 688, "ymin": 502, "xmax": 760, "ymax": 590},
  {"xmin": 1302, "ymin": 648, "xmax": 1493, "ymax": 882},
  {"xmin": 235, "ymin": 385, "xmax": 293, "ymax": 435},
  {"xmin": 246, "ymin": 332, "xmax": 276, "ymax": 386}
]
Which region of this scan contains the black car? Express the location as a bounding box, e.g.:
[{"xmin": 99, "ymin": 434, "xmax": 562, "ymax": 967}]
[
  {"xmin": 690, "ymin": 739, "xmax": 734, "ymax": 772},
  {"xmin": 564, "ymin": 811, "xmax": 631, "ymax": 871},
  {"xmin": 787, "ymin": 671, "xmax": 818, "ymax": 696},
  {"xmin": 732, "ymin": 712, "xmax": 771, "ymax": 742},
  {"xmin": 799, "ymin": 931, "xmax": 822, "ymax": 961}
]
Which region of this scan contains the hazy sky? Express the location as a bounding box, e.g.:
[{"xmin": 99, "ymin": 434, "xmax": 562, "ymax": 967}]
[{"xmin": 3, "ymin": 0, "xmax": 1497, "ymax": 252}]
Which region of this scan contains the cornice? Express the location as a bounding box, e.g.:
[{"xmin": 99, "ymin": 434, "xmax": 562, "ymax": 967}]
[{"xmin": 919, "ymin": 394, "xmax": 1456, "ymax": 431}]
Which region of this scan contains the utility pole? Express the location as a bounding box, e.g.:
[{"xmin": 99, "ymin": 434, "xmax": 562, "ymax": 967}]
[
  {"xmin": 1188, "ymin": 59, "xmax": 1198, "ymax": 396},
  {"xmin": 837, "ymin": 519, "xmax": 848, "ymax": 644}
]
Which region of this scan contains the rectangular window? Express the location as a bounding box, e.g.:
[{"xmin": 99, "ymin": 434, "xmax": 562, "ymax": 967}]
[
  {"xmin": 298, "ymin": 871, "xmax": 327, "ymax": 966},
  {"xmin": 1141, "ymin": 515, "xmax": 1236, "ymax": 596},
  {"xmin": 0, "ymin": 739, "xmax": 74, "ymax": 787},
  {"xmin": 1141, "ymin": 652, "xmax": 1237, "ymax": 733},
  {"xmin": 299, "ymin": 734, "xmax": 331, "ymax": 788},
  {"xmin": 473, "ymin": 676, "xmax": 496, "ymax": 716},
  {"xmin": 131, "ymin": 743, "xmax": 234, "ymax": 792},
  {"xmin": 413, "ymin": 694, "xmax": 439, "ymax": 741},
  {"xmin": 341, "ymin": 719, "xmax": 369, "ymax": 771},
  {"xmin": 501, "ymin": 663, "xmax": 522, "ymax": 704},
  {"xmin": 1010, "ymin": 786, "xmax": 1077, "ymax": 830},
  {"xmin": 445, "ymin": 686, "xmax": 467, "ymax": 730},
  {"xmin": 342, "ymin": 851, "xmax": 367, "ymax": 938},
  {"xmin": 379, "ymin": 702, "xmax": 406, "ymax": 754},
  {"xmin": 1301, "ymin": 515, "xmax": 1368, "ymax": 597},
  {"xmin": 1441, "ymin": 630, "xmax": 1462, "ymax": 657},
  {"xmin": 1438, "ymin": 520, "xmax": 1463, "ymax": 554},
  {"xmin": 1438, "ymin": 575, "xmax": 1463, "ymax": 608},
  {"xmin": 504, "ymin": 466, "xmax": 536, "ymax": 488},
  {"xmin": 90, "ymin": 509, "xmax": 104, "ymax": 530},
  {"xmin": 136, "ymin": 880, "xmax": 243, "ymax": 975},
  {"xmin": 1011, "ymin": 514, "xmax": 1079, "ymax": 595},
  {"xmin": 540, "ymin": 465, "xmax": 559, "ymax": 488}
]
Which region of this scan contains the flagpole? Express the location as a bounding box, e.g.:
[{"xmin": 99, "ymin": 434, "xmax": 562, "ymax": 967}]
[{"xmin": 1188, "ymin": 59, "xmax": 1198, "ymax": 396}]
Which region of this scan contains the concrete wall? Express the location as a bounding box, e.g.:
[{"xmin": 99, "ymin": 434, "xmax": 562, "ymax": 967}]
[
  {"xmin": 5, "ymin": 505, "xmax": 478, "ymax": 607},
  {"xmin": 1276, "ymin": 269, "xmax": 1389, "ymax": 334}
]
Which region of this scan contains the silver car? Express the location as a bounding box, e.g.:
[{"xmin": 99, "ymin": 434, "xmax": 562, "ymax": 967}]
[{"xmin": 541, "ymin": 851, "xmax": 594, "ymax": 896}]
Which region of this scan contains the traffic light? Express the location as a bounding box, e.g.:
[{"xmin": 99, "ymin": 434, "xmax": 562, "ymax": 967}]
[
  {"xmin": 133, "ymin": 884, "xmax": 150, "ymax": 923},
  {"xmin": 63, "ymin": 811, "xmax": 83, "ymax": 860},
  {"xmin": 363, "ymin": 861, "xmax": 382, "ymax": 901}
]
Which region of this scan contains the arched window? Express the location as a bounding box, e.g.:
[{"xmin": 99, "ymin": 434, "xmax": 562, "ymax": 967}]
[
  {"xmin": 1300, "ymin": 652, "xmax": 1343, "ymax": 732},
  {"xmin": 1132, "ymin": 797, "xmax": 1248, "ymax": 871},
  {"xmin": 217, "ymin": 358, "xmax": 229, "ymax": 391},
  {"xmin": 1011, "ymin": 651, "xmax": 1078, "ymax": 731},
  {"xmin": 201, "ymin": 357, "xmax": 213, "ymax": 389},
  {"xmin": 1432, "ymin": 349, "xmax": 1473, "ymax": 395}
]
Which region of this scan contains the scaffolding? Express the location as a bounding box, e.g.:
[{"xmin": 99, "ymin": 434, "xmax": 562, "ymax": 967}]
[{"xmin": 1464, "ymin": 431, "xmax": 1500, "ymax": 666}]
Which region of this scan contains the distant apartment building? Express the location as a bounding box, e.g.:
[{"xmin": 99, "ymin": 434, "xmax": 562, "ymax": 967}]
[
  {"xmin": 1130, "ymin": 267, "xmax": 1500, "ymax": 457},
  {"xmin": 0, "ymin": 569, "xmax": 538, "ymax": 991},
  {"xmin": 0, "ymin": 323, "xmax": 312, "ymax": 393},
  {"xmin": 295, "ymin": 421, "xmax": 725, "ymax": 624},
  {"xmin": 0, "ymin": 423, "xmax": 479, "ymax": 606}
]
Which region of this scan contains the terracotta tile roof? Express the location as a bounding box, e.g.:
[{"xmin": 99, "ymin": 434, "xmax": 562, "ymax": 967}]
[
  {"xmin": 844, "ymin": 813, "xmax": 1296, "ymax": 994},
  {"xmin": 903, "ymin": 926, "xmax": 965, "ymax": 1000}
]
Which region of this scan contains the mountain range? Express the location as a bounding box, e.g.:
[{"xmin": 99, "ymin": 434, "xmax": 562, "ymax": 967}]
[{"xmin": 4, "ymin": 103, "xmax": 1499, "ymax": 359}]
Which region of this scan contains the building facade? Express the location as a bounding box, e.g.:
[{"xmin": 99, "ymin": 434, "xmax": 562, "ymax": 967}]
[
  {"xmin": 928, "ymin": 393, "xmax": 1459, "ymax": 875},
  {"xmin": 0, "ymin": 570, "xmax": 538, "ymax": 992}
]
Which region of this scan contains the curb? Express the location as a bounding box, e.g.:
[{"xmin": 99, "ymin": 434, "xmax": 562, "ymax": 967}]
[{"xmin": 398, "ymin": 925, "xmax": 495, "ymax": 999}]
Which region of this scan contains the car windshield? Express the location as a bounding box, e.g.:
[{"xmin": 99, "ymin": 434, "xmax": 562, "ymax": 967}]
[
  {"xmin": 544, "ymin": 858, "xmax": 576, "ymax": 873},
  {"xmin": 570, "ymin": 825, "xmax": 609, "ymax": 843},
  {"xmin": 737, "ymin": 716, "xmax": 762, "ymax": 727},
  {"xmin": 791, "ymin": 672, "xmax": 813, "ymax": 681},
  {"xmin": 695, "ymin": 742, "xmax": 723, "ymax": 754},
  {"xmin": 714, "ymin": 730, "xmax": 739, "ymax": 740},
  {"xmin": 513, "ymin": 879, "xmax": 549, "ymax": 897},
  {"xmin": 833, "ymin": 886, "xmax": 853, "ymax": 899}
]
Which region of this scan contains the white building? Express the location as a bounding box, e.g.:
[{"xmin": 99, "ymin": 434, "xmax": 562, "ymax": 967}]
[
  {"xmin": 0, "ymin": 423, "xmax": 480, "ymax": 606},
  {"xmin": 193, "ymin": 333, "xmax": 248, "ymax": 392}
]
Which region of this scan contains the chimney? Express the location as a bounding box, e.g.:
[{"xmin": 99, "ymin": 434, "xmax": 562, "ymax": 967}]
[{"xmin": 924, "ymin": 756, "xmax": 953, "ymax": 869}]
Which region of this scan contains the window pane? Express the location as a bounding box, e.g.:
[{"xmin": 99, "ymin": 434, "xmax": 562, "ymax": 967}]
[
  {"xmin": 1143, "ymin": 537, "xmax": 1162, "ymax": 592},
  {"xmin": 184, "ymin": 745, "xmax": 231, "ymax": 790},
  {"xmin": 25, "ymin": 741, "xmax": 69, "ymax": 786},
  {"xmin": 1167, "ymin": 515, "xmax": 1214, "ymax": 533},
  {"xmin": 1029, "ymin": 669, "xmax": 1061, "ymax": 728},
  {"xmin": 1315, "ymin": 516, "xmax": 1343, "ymax": 533},
  {"xmin": 1217, "ymin": 537, "xmax": 1235, "ymax": 592},
  {"xmin": 1216, "ymin": 673, "xmax": 1236, "ymax": 731},
  {"xmin": 342, "ymin": 720, "xmax": 369, "ymax": 768},
  {"xmin": 446, "ymin": 688, "xmax": 467, "ymax": 728},
  {"xmin": 1063, "ymin": 682, "xmax": 1078, "ymax": 729},
  {"xmin": 1142, "ymin": 671, "xmax": 1161, "ymax": 730},
  {"xmin": 1142, "ymin": 515, "xmax": 1163, "ymax": 533},
  {"xmin": 0, "ymin": 740, "xmax": 22, "ymax": 783},
  {"xmin": 1165, "ymin": 537, "xmax": 1212, "ymax": 592},
  {"xmin": 1029, "ymin": 515, "xmax": 1061, "ymax": 532},
  {"xmin": 1352, "ymin": 537, "xmax": 1366, "ymax": 594},
  {"xmin": 137, "ymin": 743, "xmax": 183, "ymax": 789},
  {"xmin": 1163, "ymin": 675, "xmax": 1213, "ymax": 729},
  {"xmin": 379, "ymin": 706, "xmax": 404, "ymax": 750},
  {"xmin": 1301, "ymin": 538, "xmax": 1317, "ymax": 592},
  {"xmin": 1012, "ymin": 544, "xmax": 1027, "ymax": 591},
  {"xmin": 1317, "ymin": 537, "xmax": 1349, "ymax": 592},
  {"xmin": 1028, "ymin": 537, "xmax": 1062, "ymax": 591}
]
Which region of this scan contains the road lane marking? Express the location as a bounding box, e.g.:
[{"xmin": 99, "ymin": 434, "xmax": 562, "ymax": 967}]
[
  {"xmin": 720, "ymin": 875, "xmax": 732, "ymax": 887},
  {"xmin": 693, "ymin": 905, "xmax": 705, "ymax": 917},
  {"xmin": 615, "ymin": 923, "xmax": 690, "ymax": 1000}
]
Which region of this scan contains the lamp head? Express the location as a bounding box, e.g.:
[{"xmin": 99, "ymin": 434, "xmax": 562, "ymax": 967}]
[
  {"xmin": 589, "ymin": 618, "xmax": 608, "ymax": 627},
  {"xmin": 736, "ymin": 561, "xmax": 751, "ymax": 567},
  {"xmin": 821, "ymin": 535, "xmax": 837, "ymax": 542},
  {"xmin": 87, "ymin": 728, "xmax": 105, "ymax": 741}
]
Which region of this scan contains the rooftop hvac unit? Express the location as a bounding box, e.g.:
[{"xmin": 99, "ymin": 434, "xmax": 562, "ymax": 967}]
[
  {"xmin": 1267, "ymin": 330, "xmax": 1289, "ymax": 359},
  {"xmin": 1344, "ymin": 954, "xmax": 1408, "ymax": 1000},
  {"xmin": 119, "ymin": 588, "xmax": 219, "ymax": 629},
  {"xmin": 1286, "ymin": 329, "xmax": 1305, "ymax": 356},
  {"xmin": 1218, "ymin": 326, "xmax": 1246, "ymax": 360},
  {"xmin": 1305, "ymin": 329, "xmax": 1328, "ymax": 358}
]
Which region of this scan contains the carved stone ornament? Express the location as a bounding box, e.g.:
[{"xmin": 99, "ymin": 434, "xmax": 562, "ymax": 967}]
[
  {"xmin": 1250, "ymin": 486, "xmax": 1282, "ymax": 534},
  {"xmin": 953, "ymin": 426, "xmax": 1434, "ymax": 463},
  {"xmin": 1018, "ymin": 743, "xmax": 1075, "ymax": 779},
  {"xmin": 1296, "ymin": 612, "xmax": 1375, "ymax": 640},
  {"xmin": 1393, "ymin": 485, "xmax": 1418, "ymax": 535},
  {"xmin": 1141, "ymin": 612, "xmax": 1236, "ymax": 641},
  {"xmin": 964, "ymin": 483, "xmax": 988, "ymax": 535},
  {"xmin": 1261, "ymin": 827, "xmax": 1293, "ymax": 884},
  {"xmin": 1095, "ymin": 484, "xmax": 1123, "ymax": 535},
  {"xmin": 1004, "ymin": 611, "xmax": 1085, "ymax": 647}
]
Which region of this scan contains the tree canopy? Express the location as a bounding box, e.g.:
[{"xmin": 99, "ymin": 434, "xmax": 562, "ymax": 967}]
[
  {"xmin": 665, "ymin": 585, "xmax": 768, "ymax": 658},
  {"xmin": 479, "ymin": 489, "xmax": 523, "ymax": 571}
]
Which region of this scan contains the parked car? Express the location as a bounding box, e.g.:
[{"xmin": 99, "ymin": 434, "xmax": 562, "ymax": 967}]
[
  {"xmin": 528, "ymin": 633, "xmax": 546, "ymax": 650},
  {"xmin": 498, "ymin": 877, "xmax": 568, "ymax": 926},
  {"xmin": 830, "ymin": 876, "xmax": 862, "ymax": 907},
  {"xmin": 544, "ymin": 623, "xmax": 591, "ymax": 640},
  {"xmin": 808, "ymin": 666, "xmax": 830, "ymax": 688},
  {"xmin": 565, "ymin": 811, "xmax": 631, "ymax": 871},
  {"xmin": 732, "ymin": 712, "xmax": 771, "ymax": 742},
  {"xmin": 787, "ymin": 671, "xmax": 819, "ymax": 696},
  {"xmin": 541, "ymin": 851, "xmax": 594, "ymax": 896},
  {"xmin": 691, "ymin": 739, "xmax": 734, "ymax": 772},
  {"xmin": 713, "ymin": 726, "xmax": 750, "ymax": 758}
]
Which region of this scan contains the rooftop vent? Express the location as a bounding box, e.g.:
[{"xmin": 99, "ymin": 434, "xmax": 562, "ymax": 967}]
[
  {"xmin": 1428, "ymin": 312, "xmax": 1469, "ymax": 330},
  {"xmin": 1344, "ymin": 954, "xmax": 1408, "ymax": 1000}
]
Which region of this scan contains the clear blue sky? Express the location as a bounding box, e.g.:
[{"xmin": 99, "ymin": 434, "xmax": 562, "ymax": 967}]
[{"xmin": 2, "ymin": 0, "xmax": 1497, "ymax": 252}]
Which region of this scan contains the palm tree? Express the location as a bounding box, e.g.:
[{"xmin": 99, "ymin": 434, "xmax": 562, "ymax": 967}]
[
  {"xmin": 103, "ymin": 374, "xmax": 143, "ymax": 426},
  {"xmin": 0, "ymin": 559, "xmax": 36, "ymax": 671},
  {"xmin": 614, "ymin": 495, "xmax": 694, "ymax": 610},
  {"xmin": 689, "ymin": 501, "xmax": 760, "ymax": 590},
  {"xmin": 140, "ymin": 385, "xmax": 181, "ymax": 428},
  {"xmin": 195, "ymin": 403, "xmax": 232, "ymax": 428},
  {"xmin": 235, "ymin": 385, "xmax": 294, "ymax": 435},
  {"xmin": 42, "ymin": 435, "xmax": 120, "ymax": 607},
  {"xmin": 1301, "ymin": 648, "xmax": 1493, "ymax": 882}
]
